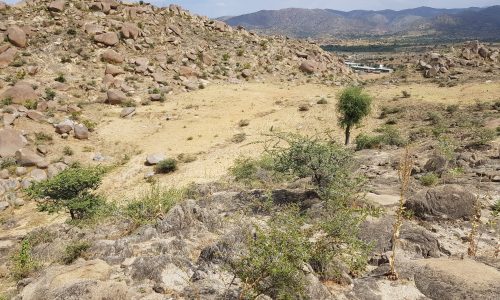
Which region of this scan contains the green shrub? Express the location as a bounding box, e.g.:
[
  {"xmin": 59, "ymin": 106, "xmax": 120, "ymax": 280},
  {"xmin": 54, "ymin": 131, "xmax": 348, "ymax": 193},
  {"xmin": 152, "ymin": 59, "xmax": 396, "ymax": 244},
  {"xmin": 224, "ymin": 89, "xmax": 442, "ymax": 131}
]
[
  {"xmin": 26, "ymin": 166, "xmax": 106, "ymax": 220},
  {"xmin": 492, "ymin": 200, "xmax": 500, "ymax": 217},
  {"xmin": 125, "ymin": 184, "xmax": 184, "ymax": 225},
  {"xmin": 35, "ymin": 132, "xmax": 53, "ymax": 143},
  {"xmin": 0, "ymin": 157, "xmax": 17, "ymax": 170},
  {"xmin": 54, "ymin": 73, "xmax": 66, "ymax": 83},
  {"xmin": 63, "ymin": 146, "xmax": 74, "ymax": 156},
  {"xmin": 229, "ymin": 155, "xmax": 276, "ymax": 187},
  {"xmin": 233, "ymin": 209, "xmax": 311, "ymax": 299},
  {"xmin": 24, "ymin": 99, "xmax": 38, "ymax": 110},
  {"xmin": 154, "ymin": 159, "xmax": 177, "ymax": 174},
  {"xmin": 356, "ymin": 126, "xmax": 406, "ymax": 150},
  {"xmin": 81, "ymin": 119, "xmax": 97, "ymax": 132},
  {"xmin": 11, "ymin": 239, "xmax": 38, "ymax": 280},
  {"xmin": 0, "ymin": 97, "xmax": 13, "ymax": 107},
  {"xmin": 45, "ymin": 88, "xmax": 56, "ymax": 100},
  {"xmin": 62, "ymin": 241, "xmax": 90, "ymax": 264},
  {"xmin": 420, "ymin": 172, "xmax": 439, "ymax": 186},
  {"xmin": 468, "ymin": 127, "xmax": 495, "ymax": 147}
]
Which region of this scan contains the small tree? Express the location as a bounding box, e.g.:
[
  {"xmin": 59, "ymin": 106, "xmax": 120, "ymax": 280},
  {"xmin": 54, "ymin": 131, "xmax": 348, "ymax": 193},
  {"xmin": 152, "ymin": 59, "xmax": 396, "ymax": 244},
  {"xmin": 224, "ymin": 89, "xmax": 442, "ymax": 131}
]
[
  {"xmin": 337, "ymin": 86, "xmax": 372, "ymax": 145},
  {"xmin": 26, "ymin": 166, "xmax": 106, "ymax": 220}
]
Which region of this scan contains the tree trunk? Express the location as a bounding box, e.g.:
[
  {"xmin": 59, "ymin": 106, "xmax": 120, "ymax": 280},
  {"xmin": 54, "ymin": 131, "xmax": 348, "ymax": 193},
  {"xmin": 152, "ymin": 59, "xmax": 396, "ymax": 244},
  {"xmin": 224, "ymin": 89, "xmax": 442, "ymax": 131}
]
[{"xmin": 345, "ymin": 125, "xmax": 351, "ymax": 145}]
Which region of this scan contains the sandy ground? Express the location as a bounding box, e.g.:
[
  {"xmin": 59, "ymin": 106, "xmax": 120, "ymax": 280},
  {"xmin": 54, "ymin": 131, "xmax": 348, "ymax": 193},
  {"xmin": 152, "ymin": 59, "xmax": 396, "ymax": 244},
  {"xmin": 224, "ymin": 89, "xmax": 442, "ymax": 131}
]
[{"xmin": 88, "ymin": 80, "xmax": 500, "ymax": 202}]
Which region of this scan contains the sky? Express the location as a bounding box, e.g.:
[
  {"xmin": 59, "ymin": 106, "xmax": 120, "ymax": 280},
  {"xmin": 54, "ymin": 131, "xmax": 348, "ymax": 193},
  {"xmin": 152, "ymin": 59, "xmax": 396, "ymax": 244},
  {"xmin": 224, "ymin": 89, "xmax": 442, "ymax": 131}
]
[{"xmin": 5, "ymin": 0, "xmax": 500, "ymax": 17}]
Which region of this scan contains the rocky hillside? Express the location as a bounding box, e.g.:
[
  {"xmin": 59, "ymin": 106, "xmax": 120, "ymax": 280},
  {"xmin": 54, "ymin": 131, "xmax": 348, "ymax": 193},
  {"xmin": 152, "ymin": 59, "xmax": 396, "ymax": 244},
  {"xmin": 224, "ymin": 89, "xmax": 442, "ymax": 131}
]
[{"xmin": 222, "ymin": 6, "xmax": 500, "ymax": 39}]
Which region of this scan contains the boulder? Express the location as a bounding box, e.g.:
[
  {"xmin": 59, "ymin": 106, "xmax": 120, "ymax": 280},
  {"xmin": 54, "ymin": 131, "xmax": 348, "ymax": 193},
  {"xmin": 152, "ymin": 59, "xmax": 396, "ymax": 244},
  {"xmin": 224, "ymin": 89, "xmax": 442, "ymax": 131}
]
[
  {"xmin": 300, "ymin": 60, "xmax": 320, "ymax": 74},
  {"xmin": 29, "ymin": 168, "xmax": 47, "ymax": 182},
  {"xmin": 146, "ymin": 153, "xmax": 165, "ymax": 165},
  {"xmin": 94, "ymin": 32, "xmax": 119, "ymax": 46},
  {"xmin": 0, "ymin": 82, "xmax": 38, "ymax": 105},
  {"xmin": 55, "ymin": 119, "xmax": 74, "ymax": 134},
  {"xmin": 405, "ymin": 185, "xmax": 476, "ymax": 221},
  {"xmin": 19, "ymin": 259, "xmax": 133, "ymax": 300},
  {"xmin": 120, "ymin": 107, "xmax": 136, "ymax": 118},
  {"xmin": 47, "ymin": 0, "xmax": 65, "ymax": 12},
  {"xmin": 178, "ymin": 66, "xmax": 199, "ymax": 78},
  {"xmin": 106, "ymin": 89, "xmax": 126, "ymax": 105},
  {"xmin": 0, "ymin": 128, "xmax": 28, "ymax": 158},
  {"xmin": 478, "ymin": 47, "xmax": 489, "ymax": 59},
  {"xmin": 423, "ymin": 155, "xmax": 448, "ymax": 175},
  {"xmin": 121, "ymin": 22, "xmax": 140, "ymax": 40},
  {"xmin": 105, "ymin": 64, "xmax": 124, "ymax": 76},
  {"xmin": 6, "ymin": 26, "xmax": 27, "ymax": 48},
  {"xmin": 0, "ymin": 46, "xmax": 17, "ymax": 68},
  {"xmin": 101, "ymin": 49, "xmax": 124, "ymax": 64},
  {"xmin": 74, "ymin": 124, "xmax": 89, "ymax": 139},
  {"xmin": 15, "ymin": 149, "xmax": 45, "ymax": 167},
  {"xmin": 415, "ymin": 258, "xmax": 500, "ymax": 300},
  {"xmin": 152, "ymin": 72, "xmax": 168, "ymax": 84}
]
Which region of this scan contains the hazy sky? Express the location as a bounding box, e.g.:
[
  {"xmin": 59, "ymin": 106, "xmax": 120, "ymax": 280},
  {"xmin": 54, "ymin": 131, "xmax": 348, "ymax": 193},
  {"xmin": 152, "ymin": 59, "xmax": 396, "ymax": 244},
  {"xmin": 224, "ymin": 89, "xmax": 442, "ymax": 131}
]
[{"xmin": 4, "ymin": 0, "xmax": 500, "ymax": 17}]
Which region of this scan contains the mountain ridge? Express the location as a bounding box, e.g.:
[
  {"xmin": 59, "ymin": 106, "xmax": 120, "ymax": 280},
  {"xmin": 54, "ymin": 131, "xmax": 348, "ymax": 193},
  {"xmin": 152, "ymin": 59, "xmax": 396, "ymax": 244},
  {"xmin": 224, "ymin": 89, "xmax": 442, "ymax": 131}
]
[{"xmin": 220, "ymin": 6, "xmax": 500, "ymax": 39}]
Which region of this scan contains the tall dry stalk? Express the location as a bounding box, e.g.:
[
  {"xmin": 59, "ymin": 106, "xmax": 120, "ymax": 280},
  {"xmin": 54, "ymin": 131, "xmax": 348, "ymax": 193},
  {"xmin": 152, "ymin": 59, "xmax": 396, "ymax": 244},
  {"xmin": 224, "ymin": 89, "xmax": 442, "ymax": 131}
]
[
  {"xmin": 388, "ymin": 146, "xmax": 413, "ymax": 281},
  {"xmin": 467, "ymin": 196, "xmax": 481, "ymax": 257}
]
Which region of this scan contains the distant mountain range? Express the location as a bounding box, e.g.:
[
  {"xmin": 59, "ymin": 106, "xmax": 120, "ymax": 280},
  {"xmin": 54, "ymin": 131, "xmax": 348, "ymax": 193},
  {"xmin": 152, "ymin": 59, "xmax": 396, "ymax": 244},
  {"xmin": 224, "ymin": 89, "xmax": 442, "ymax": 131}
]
[{"xmin": 219, "ymin": 6, "xmax": 500, "ymax": 40}]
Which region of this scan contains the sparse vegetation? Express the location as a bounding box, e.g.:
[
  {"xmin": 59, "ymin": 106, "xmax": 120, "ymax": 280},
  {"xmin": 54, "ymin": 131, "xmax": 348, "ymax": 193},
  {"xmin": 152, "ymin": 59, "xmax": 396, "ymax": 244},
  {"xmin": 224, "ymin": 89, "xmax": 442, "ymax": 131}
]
[
  {"xmin": 355, "ymin": 125, "xmax": 406, "ymax": 150},
  {"xmin": 420, "ymin": 172, "xmax": 439, "ymax": 186},
  {"xmin": 62, "ymin": 241, "xmax": 91, "ymax": 264},
  {"xmin": 11, "ymin": 239, "xmax": 38, "ymax": 280},
  {"xmin": 54, "ymin": 73, "xmax": 66, "ymax": 83}
]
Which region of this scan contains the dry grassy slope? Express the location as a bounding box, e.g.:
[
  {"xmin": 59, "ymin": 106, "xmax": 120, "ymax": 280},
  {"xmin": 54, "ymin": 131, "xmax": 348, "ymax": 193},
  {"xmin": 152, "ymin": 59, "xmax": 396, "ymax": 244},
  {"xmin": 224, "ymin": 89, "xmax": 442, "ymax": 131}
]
[{"xmin": 92, "ymin": 81, "xmax": 500, "ymax": 202}]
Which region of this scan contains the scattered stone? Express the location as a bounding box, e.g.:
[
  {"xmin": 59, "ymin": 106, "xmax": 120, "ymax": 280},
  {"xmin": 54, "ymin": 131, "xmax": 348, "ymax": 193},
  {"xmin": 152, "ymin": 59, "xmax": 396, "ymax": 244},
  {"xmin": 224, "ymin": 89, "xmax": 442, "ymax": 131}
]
[
  {"xmin": 120, "ymin": 107, "xmax": 136, "ymax": 118},
  {"xmin": 15, "ymin": 149, "xmax": 45, "ymax": 167},
  {"xmin": 47, "ymin": 0, "xmax": 65, "ymax": 12},
  {"xmin": 74, "ymin": 124, "xmax": 89, "ymax": 140},
  {"xmin": 0, "ymin": 82, "xmax": 38, "ymax": 105},
  {"xmin": 101, "ymin": 49, "xmax": 123, "ymax": 64},
  {"xmin": 146, "ymin": 153, "xmax": 165, "ymax": 165},
  {"xmin": 106, "ymin": 89, "xmax": 127, "ymax": 105}
]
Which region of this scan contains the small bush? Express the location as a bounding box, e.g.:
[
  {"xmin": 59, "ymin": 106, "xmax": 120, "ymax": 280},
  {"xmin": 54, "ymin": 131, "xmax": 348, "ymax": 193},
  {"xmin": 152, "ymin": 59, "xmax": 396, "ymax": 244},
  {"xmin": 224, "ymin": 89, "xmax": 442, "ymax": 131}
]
[
  {"xmin": 154, "ymin": 159, "xmax": 177, "ymax": 174},
  {"xmin": 238, "ymin": 119, "xmax": 250, "ymax": 127},
  {"xmin": 11, "ymin": 239, "xmax": 38, "ymax": 280},
  {"xmin": 233, "ymin": 209, "xmax": 311, "ymax": 299},
  {"xmin": 420, "ymin": 172, "xmax": 439, "ymax": 186},
  {"xmin": 125, "ymin": 184, "xmax": 184, "ymax": 225},
  {"xmin": 45, "ymin": 88, "xmax": 56, "ymax": 100},
  {"xmin": 492, "ymin": 200, "xmax": 500, "ymax": 217},
  {"xmin": 81, "ymin": 119, "xmax": 97, "ymax": 132},
  {"xmin": 355, "ymin": 126, "xmax": 406, "ymax": 150},
  {"xmin": 1, "ymin": 97, "xmax": 13, "ymax": 107},
  {"xmin": 24, "ymin": 99, "xmax": 38, "ymax": 110},
  {"xmin": 35, "ymin": 132, "xmax": 53, "ymax": 143},
  {"xmin": 26, "ymin": 166, "xmax": 106, "ymax": 220},
  {"xmin": 231, "ymin": 133, "xmax": 246, "ymax": 143},
  {"xmin": 0, "ymin": 157, "xmax": 17, "ymax": 170},
  {"xmin": 63, "ymin": 146, "xmax": 74, "ymax": 156},
  {"xmin": 54, "ymin": 74, "xmax": 66, "ymax": 83},
  {"xmin": 446, "ymin": 104, "xmax": 459, "ymax": 114},
  {"xmin": 402, "ymin": 90, "xmax": 411, "ymax": 98},
  {"xmin": 62, "ymin": 241, "xmax": 90, "ymax": 264}
]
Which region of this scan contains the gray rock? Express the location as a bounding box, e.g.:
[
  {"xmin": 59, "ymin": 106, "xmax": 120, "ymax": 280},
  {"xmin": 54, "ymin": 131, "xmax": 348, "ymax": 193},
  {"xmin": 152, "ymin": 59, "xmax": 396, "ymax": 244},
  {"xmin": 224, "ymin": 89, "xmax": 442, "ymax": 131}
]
[
  {"xmin": 0, "ymin": 128, "xmax": 28, "ymax": 158},
  {"xmin": 120, "ymin": 107, "xmax": 136, "ymax": 118},
  {"xmin": 405, "ymin": 185, "xmax": 476, "ymax": 221},
  {"xmin": 423, "ymin": 156, "xmax": 448, "ymax": 175},
  {"xmin": 30, "ymin": 169, "xmax": 47, "ymax": 182},
  {"xmin": 0, "ymin": 169, "xmax": 9, "ymax": 179},
  {"xmin": 74, "ymin": 124, "xmax": 89, "ymax": 140},
  {"xmin": 15, "ymin": 149, "xmax": 45, "ymax": 167},
  {"xmin": 0, "ymin": 201, "xmax": 9, "ymax": 211}
]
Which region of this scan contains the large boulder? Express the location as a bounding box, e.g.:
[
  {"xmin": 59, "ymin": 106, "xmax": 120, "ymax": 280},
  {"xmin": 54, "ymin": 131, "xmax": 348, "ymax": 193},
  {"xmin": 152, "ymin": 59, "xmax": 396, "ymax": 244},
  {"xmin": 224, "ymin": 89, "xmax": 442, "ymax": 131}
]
[
  {"xmin": 74, "ymin": 124, "xmax": 89, "ymax": 140},
  {"xmin": 0, "ymin": 82, "xmax": 38, "ymax": 105},
  {"xmin": 106, "ymin": 89, "xmax": 126, "ymax": 105},
  {"xmin": 6, "ymin": 26, "xmax": 27, "ymax": 48},
  {"xmin": 0, "ymin": 46, "xmax": 18, "ymax": 68},
  {"xmin": 299, "ymin": 60, "xmax": 323, "ymax": 74},
  {"xmin": 415, "ymin": 258, "xmax": 500, "ymax": 300},
  {"xmin": 15, "ymin": 149, "xmax": 45, "ymax": 167},
  {"xmin": 94, "ymin": 32, "xmax": 119, "ymax": 46},
  {"xmin": 47, "ymin": 0, "xmax": 65, "ymax": 12},
  {"xmin": 19, "ymin": 259, "xmax": 134, "ymax": 300},
  {"xmin": 0, "ymin": 128, "xmax": 28, "ymax": 158},
  {"xmin": 120, "ymin": 22, "xmax": 140, "ymax": 40},
  {"xmin": 101, "ymin": 49, "xmax": 123, "ymax": 64},
  {"xmin": 405, "ymin": 185, "xmax": 476, "ymax": 221},
  {"xmin": 423, "ymin": 155, "xmax": 448, "ymax": 175}
]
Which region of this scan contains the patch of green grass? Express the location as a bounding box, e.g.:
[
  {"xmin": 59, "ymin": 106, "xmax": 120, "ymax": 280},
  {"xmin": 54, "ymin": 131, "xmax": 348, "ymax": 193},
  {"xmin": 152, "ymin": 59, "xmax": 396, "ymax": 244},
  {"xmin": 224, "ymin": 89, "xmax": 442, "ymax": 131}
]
[
  {"xmin": 420, "ymin": 172, "xmax": 439, "ymax": 187},
  {"xmin": 125, "ymin": 184, "xmax": 185, "ymax": 226},
  {"xmin": 11, "ymin": 239, "xmax": 38, "ymax": 280},
  {"xmin": 62, "ymin": 241, "xmax": 91, "ymax": 264}
]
